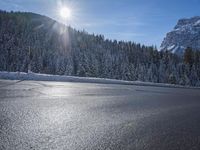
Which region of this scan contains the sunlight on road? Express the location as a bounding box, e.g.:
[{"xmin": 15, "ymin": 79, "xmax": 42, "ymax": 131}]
[{"xmin": 41, "ymin": 86, "xmax": 71, "ymax": 97}]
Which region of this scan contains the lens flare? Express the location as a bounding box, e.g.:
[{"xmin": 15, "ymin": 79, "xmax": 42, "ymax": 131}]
[{"xmin": 60, "ymin": 7, "xmax": 71, "ymax": 19}]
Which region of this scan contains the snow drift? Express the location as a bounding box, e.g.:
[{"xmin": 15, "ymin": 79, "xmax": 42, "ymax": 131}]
[{"xmin": 0, "ymin": 71, "xmax": 196, "ymax": 89}]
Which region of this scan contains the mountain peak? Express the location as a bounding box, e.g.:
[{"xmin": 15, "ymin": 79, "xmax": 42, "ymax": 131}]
[{"xmin": 160, "ymin": 16, "xmax": 200, "ymax": 54}]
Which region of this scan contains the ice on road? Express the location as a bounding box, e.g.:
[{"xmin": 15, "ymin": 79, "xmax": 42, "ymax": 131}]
[{"xmin": 0, "ymin": 80, "xmax": 200, "ymax": 150}]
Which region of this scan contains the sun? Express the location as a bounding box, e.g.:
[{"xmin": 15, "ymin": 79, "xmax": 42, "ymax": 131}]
[{"xmin": 60, "ymin": 7, "xmax": 71, "ymax": 19}]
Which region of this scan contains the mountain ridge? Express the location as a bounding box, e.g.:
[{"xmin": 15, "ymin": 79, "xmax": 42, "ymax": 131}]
[{"xmin": 160, "ymin": 16, "xmax": 200, "ymax": 54}]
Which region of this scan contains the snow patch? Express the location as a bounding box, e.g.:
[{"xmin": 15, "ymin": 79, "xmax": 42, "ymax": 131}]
[
  {"xmin": 195, "ymin": 20, "xmax": 200, "ymax": 26},
  {"xmin": 173, "ymin": 28, "xmax": 180, "ymax": 32},
  {"xmin": 172, "ymin": 46, "xmax": 178, "ymax": 53},
  {"xmin": 167, "ymin": 45, "xmax": 175, "ymax": 50}
]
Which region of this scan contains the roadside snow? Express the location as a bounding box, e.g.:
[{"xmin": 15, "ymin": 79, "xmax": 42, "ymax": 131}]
[{"xmin": 0, "ymin": 71, "xmax": 195, "ymax": 88}]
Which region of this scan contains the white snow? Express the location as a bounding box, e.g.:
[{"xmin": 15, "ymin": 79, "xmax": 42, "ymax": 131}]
[
  {"xmin": 0, "ymin": 71, "xmax": 196, "ymax": 89},
  {"xmin": 167, "ymin": 45, "xmax": 175, "ymax": 50},
  {"xmin": 172, "ymin": 46, "xmax": 180, "ymax": 53},
  {"xmin": 173, "ymin": 28, "xmax": 180, "ymax": 32},
  {"xmin": 194, "ymin": 20, "xmax": 200, "ymax": 26}
]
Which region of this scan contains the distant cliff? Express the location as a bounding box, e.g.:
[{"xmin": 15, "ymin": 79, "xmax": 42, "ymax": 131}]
[{"xmin": 161, "ymin": 16, "xmax": 200, "ymax": 54}]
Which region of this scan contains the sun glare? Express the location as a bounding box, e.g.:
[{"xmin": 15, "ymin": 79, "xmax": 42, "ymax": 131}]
[{"xmin": 60, "ymin": 7, "xmax": 71, "ymax": 19}]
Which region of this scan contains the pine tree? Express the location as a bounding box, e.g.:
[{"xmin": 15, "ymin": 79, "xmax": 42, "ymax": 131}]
[{"xmin": 184, "ymin": 47, "xmax": 194, "ymax": 66}]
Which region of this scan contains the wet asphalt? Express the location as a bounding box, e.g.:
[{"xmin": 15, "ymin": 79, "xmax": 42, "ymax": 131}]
[{"xmin": 0, "ymin": 79, "xmax": 200, "ymax": 150}]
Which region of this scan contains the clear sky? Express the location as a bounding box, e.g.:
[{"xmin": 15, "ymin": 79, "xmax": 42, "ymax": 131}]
[{"xmin": 0, "ymin": 0, "xmax": 200, "ymax": 47}]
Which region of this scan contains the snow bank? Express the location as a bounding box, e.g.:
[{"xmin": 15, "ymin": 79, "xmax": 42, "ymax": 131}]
[{"xmin": 0, "ymin": 71, "xmax": 195, "ymax": 88}]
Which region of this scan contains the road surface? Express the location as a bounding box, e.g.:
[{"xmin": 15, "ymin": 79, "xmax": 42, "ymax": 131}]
[{"xmin": 0, "ymin": 79, "xmax": 200, "ymax": 150}]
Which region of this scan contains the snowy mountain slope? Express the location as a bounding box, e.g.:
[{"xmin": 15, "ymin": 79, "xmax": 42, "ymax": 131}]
[{"xmin": 160, "ymin": 16, "xmax": 200, "ymax": 54}]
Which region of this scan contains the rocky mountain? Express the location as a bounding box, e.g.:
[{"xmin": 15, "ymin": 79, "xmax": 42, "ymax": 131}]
[{"xmin": 160, "ymin": 16, "xmax": 200, "ymax": 54}]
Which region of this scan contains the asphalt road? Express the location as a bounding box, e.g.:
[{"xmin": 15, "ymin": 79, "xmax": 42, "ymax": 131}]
[{"xmin": 1, "ymin": 80, "xmax": 200, "ymax": 150}]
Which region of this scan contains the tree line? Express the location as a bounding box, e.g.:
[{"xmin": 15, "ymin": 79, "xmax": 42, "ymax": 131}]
[{"xmin": 0, "ymin": 11, "xmax": 200, "ymax": 86}]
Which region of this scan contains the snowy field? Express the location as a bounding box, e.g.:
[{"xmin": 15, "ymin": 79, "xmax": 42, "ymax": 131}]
[{"xmin": 0, "ymin": 71, "xmax": 196, "ymax": 89}]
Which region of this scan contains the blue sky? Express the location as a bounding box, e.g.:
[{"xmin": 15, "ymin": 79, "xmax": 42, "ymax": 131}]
[{"xmin": 0, "ymin": 0, "xmax": 200, "ymax": 47}]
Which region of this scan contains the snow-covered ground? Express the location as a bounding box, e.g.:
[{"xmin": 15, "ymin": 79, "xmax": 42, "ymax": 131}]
[{"xmin": 0, "ymin": 71, "xmax": 195, "ymax": 88}]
